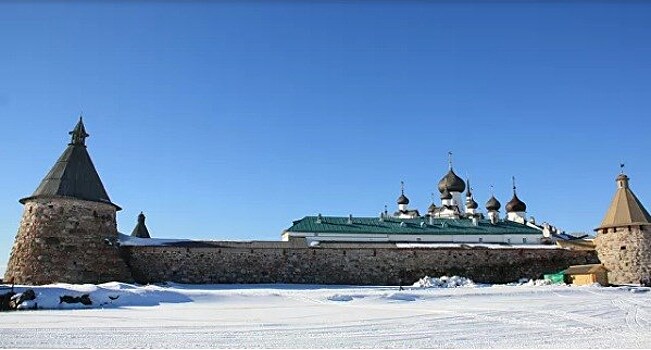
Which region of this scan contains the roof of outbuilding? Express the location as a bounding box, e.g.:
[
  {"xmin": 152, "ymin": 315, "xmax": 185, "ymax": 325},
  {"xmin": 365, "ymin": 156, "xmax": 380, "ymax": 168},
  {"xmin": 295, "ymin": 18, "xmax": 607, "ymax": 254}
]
[
  {"xmin": 285, "ymin": 216, "xmax": 542, "ymax": 236},
  {"xmin": 563, "ymin": 264, "xmax": 608, "ymax": 275},
  {"xmin": 19, "ymin": 118, "xmax": 120, "ymax": 210}
]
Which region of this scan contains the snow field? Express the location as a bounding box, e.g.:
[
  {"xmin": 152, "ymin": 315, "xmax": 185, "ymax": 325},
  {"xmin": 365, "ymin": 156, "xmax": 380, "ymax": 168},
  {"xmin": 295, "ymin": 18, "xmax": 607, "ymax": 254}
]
[{"xmin": 1, "ymin": 282, "xmax": 651, "ymax": 348}]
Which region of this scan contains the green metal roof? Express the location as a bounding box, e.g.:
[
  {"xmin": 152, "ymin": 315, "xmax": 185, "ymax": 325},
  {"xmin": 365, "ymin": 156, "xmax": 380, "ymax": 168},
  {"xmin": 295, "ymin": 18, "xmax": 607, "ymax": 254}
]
[{"xmin": 285, "ymin": 216, "xmax": 542, "ymax": 236}]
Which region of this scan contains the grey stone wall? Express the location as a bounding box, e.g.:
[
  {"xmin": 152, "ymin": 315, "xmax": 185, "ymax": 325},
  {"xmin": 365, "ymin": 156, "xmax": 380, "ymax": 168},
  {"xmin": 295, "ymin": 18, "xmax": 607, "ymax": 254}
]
[
  {"xmin": 595, "ymin": 226, "xmax": 651, "ymax": 285},
  {"xmin": 3, "ymin": 198, "xmax": 599, "ymax": 286},
  {"xmin": 122, "ymin": 242, "xmax": 598, "ymax": 285},
  {"xmin": 4, "ymin": 198, "xmax": 133, "ymax": 285}
]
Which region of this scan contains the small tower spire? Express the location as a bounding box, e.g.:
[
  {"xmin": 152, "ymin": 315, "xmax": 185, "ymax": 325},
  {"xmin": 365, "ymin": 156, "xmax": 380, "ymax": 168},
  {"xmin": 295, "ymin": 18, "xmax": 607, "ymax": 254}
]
[
  {"xmin": 464, "ymin": 178, "xmax": 478, "ymax": 214},
  {"xmin": 506, "ymin": 176, "xmax": 527, "ymax": 222},
  {"xmin": 466, "ymin": 178, "xmax": 472, "ymax": 197},
  {"xmin": 448, "ymin": 151, "xmax": 453, "ymax": 170},
  {"xmin": 428, "ymin": 192, "xmax": 438, "ymax": 215},
  {"xmin": 69, "ymin": 116, "xmax": 89, "ymax": 146},
  {"xmin": 397, "ymin": 181, "xmax": 410, "ymax": 206},
  {"xmin": 131, "ymin": 211, "xmax": 151, "ymax": 238}
]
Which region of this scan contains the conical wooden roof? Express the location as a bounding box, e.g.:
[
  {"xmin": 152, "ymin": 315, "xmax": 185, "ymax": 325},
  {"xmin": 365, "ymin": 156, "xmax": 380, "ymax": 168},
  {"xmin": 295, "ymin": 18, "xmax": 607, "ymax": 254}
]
[
  {"xmin": 597, "ymin": 173, "xmax": 651, "ymax": 229},
  {"xmin": 131, "ymin": 212, "xmax": 151, "ymax": 238},
  {"xmin": 19, "ymin": 118, "xmax": 120, "ymax": 210}
]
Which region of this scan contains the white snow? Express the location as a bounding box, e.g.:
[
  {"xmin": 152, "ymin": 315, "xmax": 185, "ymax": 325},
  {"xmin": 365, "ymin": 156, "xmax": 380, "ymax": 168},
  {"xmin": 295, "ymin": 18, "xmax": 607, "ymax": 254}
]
[
  {"xmin": 2, "ymin": 281, "xmax": 651, "ymax": 348},
  {"xmin": 117, "ymin": 233, "xmax": 193, "ymax": 246},
  {"xmin": 395, "ymin": 243, "xmax": 560, "ymax": 249},
  {"xmin": 412, "ymin": 275, "xmax": 475, "ymax": 288}
]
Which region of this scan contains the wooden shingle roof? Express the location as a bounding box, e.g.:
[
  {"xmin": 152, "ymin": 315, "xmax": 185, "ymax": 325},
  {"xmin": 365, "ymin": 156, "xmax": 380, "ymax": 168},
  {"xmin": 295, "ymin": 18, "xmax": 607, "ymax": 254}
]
[
  {"xmin": 563, "ymin": 264, "xmax": 608, "ymax": 275},
  {"xmin": 131, "ymin": 212, "xmax": 151, "ymax": 238},
  {"xmin": 597, "ymin": 173, "xmax": 651, "ymax": 230},
  {"xmin": 19, "ymin": 118, "xmax": 120, "ymax": 210}
]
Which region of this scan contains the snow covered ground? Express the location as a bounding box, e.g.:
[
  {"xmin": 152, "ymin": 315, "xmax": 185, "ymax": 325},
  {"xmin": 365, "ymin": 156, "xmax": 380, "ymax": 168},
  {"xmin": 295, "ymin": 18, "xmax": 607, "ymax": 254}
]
[{"xmin": 1, "ymin": 281, "xmax": 651, "ymax": 348}]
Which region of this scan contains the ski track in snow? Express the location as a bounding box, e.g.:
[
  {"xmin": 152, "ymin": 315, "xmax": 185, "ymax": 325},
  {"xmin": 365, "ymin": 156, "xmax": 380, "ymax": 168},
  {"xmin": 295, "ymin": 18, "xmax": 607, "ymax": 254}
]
[{"xmin": 1, "ymin": 284, "xmax": 651, "ymax": 348}]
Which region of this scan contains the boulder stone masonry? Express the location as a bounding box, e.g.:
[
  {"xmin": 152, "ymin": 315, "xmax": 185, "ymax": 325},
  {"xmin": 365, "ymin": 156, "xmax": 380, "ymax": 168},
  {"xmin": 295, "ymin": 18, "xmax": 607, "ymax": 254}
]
[
  {"xmin": 595, "ymin": 226, "xmax": 651, "ymax": 285},
  {"xmin": 4, "ymin": 197, "xmax": 133, "ymax": 285},
  {"xmin": 122, "ymin": 242, "xmax": 598, "ymax": 285}
]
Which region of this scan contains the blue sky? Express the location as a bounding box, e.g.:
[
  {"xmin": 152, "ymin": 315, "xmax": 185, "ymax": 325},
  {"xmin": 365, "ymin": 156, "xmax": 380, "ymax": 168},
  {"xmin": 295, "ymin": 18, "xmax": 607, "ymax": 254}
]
[{"xmin": 1, "ymin": 1, "xmax": 651, "ymax": 272}]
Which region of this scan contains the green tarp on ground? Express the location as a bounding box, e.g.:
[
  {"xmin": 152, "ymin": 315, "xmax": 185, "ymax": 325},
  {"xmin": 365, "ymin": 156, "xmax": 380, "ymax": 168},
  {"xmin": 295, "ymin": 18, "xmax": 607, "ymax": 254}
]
[{"xmin": 544, "ymin": 272, "xmax": 565, "ymax": 284}]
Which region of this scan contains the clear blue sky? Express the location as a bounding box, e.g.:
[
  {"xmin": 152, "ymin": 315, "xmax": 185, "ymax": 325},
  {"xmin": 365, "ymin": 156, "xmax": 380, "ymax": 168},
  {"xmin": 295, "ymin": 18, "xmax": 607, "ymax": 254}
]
[{"xmin": 2, "ymin": 1, "xmax": 651, "ymax": 273}]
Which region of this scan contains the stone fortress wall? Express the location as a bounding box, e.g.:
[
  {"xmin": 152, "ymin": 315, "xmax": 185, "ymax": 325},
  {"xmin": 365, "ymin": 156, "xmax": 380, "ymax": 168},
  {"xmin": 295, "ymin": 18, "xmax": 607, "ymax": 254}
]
[
  {"xmin": 5, "ymin": 199, "xmax": 599, "ymax": 285},
  {"xmin": 121, "ymin": 241, "xmax": 598, "ymax": 285},
  {"xmin": 0, "ymin": 118, "xmax": 616, "ymax": 286}
]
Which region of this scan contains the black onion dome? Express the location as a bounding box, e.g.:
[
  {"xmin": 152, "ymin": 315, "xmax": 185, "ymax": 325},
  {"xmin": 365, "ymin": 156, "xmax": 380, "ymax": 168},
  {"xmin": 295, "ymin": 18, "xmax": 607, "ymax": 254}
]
[
  {"xmin": 506, "ymin": 193, "xmax": 527, "ymax": 212},
  {"xmin": 440, "ymin": 188, "xmax": 452, "ymax": 200},
  {"xmin": 466, "ymin": 197, "xmax": 478, "ymax": 209},
  {"xmin": 438, "ymin": 169, "xmax": 466, "ymax": 193},
  {"xmin": 397, "ymin": 193, "xmax": 410, "ymax": 205},
  {"xmin": 486, "ymin": 196, "xmax": 501, "ymax": 211}
]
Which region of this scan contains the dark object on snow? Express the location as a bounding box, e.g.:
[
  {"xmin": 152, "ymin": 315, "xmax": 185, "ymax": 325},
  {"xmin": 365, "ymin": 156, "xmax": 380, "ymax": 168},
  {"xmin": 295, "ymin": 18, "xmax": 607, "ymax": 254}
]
[
  {"xmin": 20, "ymin": 289, "xmax": 35, "ymax": 301},
  {"xmin": 640, "ymin": 277, "xmax": 651, "ymax": 287},
  {"xmin": 59, "ymin": 294, "xmax": 92, "ymax": 305},
  {"xmin": 9, "ymin": 289, "xmax": 37, "ymax": 310},
  {"xmin": 108, "ymin": 295, "xmax": 119, "ymax": 300},
  {"xmin": 0, "ymin": 291, "xmax": 17, "ymax": 311}
]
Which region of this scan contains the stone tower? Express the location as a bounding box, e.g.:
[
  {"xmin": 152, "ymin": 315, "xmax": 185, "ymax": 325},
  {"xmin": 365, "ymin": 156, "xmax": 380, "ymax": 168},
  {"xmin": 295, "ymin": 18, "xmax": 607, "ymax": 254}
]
[
  {"xmin": 595, "ymin": 172, "xmax": 651, "ymax": 285},
  {"xmin": 4, "ymin": 118, "xmax": 133, "ymax": 285}
]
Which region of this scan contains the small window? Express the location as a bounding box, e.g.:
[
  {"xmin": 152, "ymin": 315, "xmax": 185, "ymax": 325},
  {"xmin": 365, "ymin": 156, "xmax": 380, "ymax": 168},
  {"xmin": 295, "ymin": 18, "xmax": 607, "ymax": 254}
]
[
  {"xmin": 478, "ymin": 238, "xmax": 483, "ymax": 243},
  {"xmin": 507, "ymin": 238, "xmax": 511, "ymax": 244},
  {"xmin": 416, "ymin": 237, "xmax": 422, "ymax": 242},
  {"xmin": 522, "ymin": 238, "xmax": 527, "ymax": 244},
  {"xmin": 621, "ymin": 246, "xmax": 627, "ymax": 250}
]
